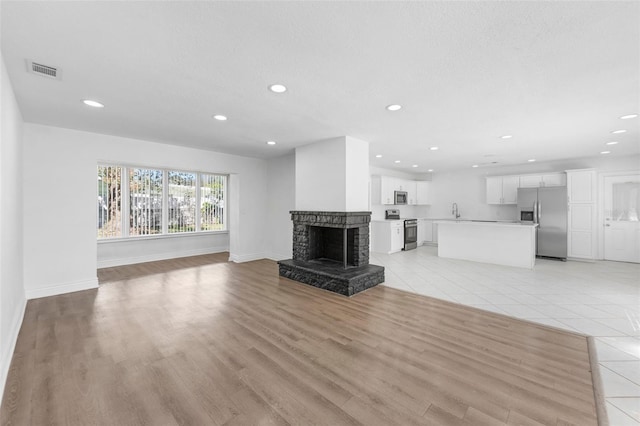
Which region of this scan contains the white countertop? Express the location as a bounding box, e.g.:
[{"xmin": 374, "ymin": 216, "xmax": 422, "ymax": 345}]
[
  {"xmin": 419, "ymin": 218, "xmax": 519, "ymax": 222},
  {"xmin": 434, "ymin": 220, "xmax": 538, "ymax": 227}
]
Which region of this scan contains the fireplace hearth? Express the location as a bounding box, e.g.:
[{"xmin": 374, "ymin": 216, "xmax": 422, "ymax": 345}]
[{"xmin": 278, "ymin": 211, "xmax": 384, "ymax": 296}]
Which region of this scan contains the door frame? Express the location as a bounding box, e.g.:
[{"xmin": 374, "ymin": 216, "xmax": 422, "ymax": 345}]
[{"xmin": 597, "ymin": 170, "xmax": 640, "ymax": 260}]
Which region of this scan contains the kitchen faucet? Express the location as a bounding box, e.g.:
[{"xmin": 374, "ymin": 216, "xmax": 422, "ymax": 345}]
[{"xmin": 452, "ymin": 202, "xmax": 460, "ymax": 219}]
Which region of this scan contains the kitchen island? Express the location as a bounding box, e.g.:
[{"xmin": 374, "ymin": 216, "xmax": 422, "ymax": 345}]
[{"xmin": 435, "ymin": 221, "xmax": 538, "ymax": 269}]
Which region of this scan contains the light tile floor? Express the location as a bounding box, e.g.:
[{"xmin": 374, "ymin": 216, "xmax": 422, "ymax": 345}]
[{"xmin": 371, "ymin": 245, "xmax": 640, "ymax": 425}]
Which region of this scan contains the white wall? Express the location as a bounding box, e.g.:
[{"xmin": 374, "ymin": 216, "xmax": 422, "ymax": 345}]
[
  {"xmin": 295, "ymin": 136, "xmax": 370, "ymax": 212},
  {"xmin": 265, "ymin": 154, "xmax": 295, "ymax": 260},
  {"xmin": 97, "ymin": 233, "xmax": 229, "ymax": 268},
  {"xmin": 344, "ymin": 136, "xmax": 370, "ymax": 211},
  {"xmin": 22, "ymin": 124, "xmax": 269, "ymax": 298},
  {"xmin": 0, "ymin": 54, "xmax": 26, "ymax": 404},
  {"xmin": 296, "ymin": 137, "xmax": 346, "ymax": 211},
  {"xmin": 430, "ymin": 169, "xmax": 519, "ymax": 220}
]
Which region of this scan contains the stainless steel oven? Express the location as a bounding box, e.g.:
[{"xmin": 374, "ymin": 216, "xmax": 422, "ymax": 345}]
[{"xmin": 404, "ymin": 219, "xmax": 418, "ymax": 250}]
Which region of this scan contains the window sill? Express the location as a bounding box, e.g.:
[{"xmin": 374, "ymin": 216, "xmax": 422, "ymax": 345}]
[{"xmin": 97, "ymin": 230, "xmax": 229, "ymax": 244}]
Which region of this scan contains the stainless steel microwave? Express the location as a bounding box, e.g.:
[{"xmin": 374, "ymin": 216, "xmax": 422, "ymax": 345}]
[{"xmin": 394, "ymin": 191, "xmax": 407, "ymax": 205}]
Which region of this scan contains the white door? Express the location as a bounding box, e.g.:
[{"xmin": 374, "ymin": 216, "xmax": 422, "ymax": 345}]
[{"xmin": 604, "ymin": 174, "xmax": 640, "ymax": 263}]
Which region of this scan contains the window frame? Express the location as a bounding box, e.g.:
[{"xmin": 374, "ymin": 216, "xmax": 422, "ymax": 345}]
[{"xmin": 97, "ymin": 163, "xmax": 228, "ymax": 242}]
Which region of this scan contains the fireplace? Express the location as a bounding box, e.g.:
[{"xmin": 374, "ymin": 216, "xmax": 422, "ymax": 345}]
[{"xmin": 278, "ymin": 211, "xmax": 384, "ymax": 296}]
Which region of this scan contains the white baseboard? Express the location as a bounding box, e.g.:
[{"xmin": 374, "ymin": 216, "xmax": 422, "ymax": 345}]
[
  {"xmin": 567, "ymin": 257, "xmax": 597, "ymax": 263},
  {"xmin": 25, "ymin": 278, "xmax": 99, "ymax": 300},
  {"xmin": 228, "ymin": 252, "xmax": 267, "ymax": 263},
  {"xmin": 265, "ymin": 253, "xmax": 291, "ymax": 262},
  {"xmin": 0, "ymin": 296, "xmax": 27, "ymax": 404},
  {"xmin": 97, "ymin": 246, "xmax": 228, "ymax": 269}
]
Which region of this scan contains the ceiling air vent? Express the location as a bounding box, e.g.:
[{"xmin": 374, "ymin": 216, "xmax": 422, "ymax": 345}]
[{"xmin": 26, "ymin": 60, "xmax": 62, "ymax": 80}]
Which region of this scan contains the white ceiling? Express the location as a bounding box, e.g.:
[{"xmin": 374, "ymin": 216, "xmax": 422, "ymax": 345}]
[{"xmin": 2, "ymin": 1, "xmax": 638, "ymax": 173}]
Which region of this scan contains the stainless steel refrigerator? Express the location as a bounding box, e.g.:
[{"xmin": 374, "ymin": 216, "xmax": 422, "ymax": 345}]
[{"xmin": 517, "ymin": 186, "xmax": 568, "ymax": 259}]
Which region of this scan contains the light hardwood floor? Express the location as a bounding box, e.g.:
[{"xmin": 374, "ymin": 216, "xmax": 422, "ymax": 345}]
[{"xmin": 2, "ymin": 253, "xmax": 599, "ymax": 425}]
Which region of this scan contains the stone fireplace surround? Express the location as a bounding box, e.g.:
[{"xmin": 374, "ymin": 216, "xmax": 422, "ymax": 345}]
[{"xmin": 278, "ymin": 211, "xmax": 384, "ymax": 296}]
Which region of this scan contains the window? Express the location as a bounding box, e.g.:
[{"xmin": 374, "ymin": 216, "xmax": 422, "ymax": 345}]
[
  {"xmin": 168, "ymin": 171, "xmax": 196, "ymax": 233},
  {"xmin": 201, "ymin": 174, "xmax": 226, "ymax": 231},
  {"xmin": 130, "ymin": 168, "xmax": 163, "ymax": 236},
  {"xmin": 97, "ymin": 165, "xmax": 227, "ymax": 239},
  {"xmin": 97, "ymin": 165, "xmax": 122, "ymax": 238}
]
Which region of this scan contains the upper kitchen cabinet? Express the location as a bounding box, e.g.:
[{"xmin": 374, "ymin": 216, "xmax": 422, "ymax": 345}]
[
  {"xmin": 566, "ymin": 169, "xmax": 596, "ymax": 203},
  {"xmin": 405, "ymin": 181, "xmax": 417, "ymax": 205},
  {"xmin": 486, "ymin": 176, "xmax": 519, "ymax": 204},
  {"xmin": 371, "ymin": 175, "xmax": 431, "ymax": 205},
  {"xmin": 380, "ymin": 176, "xmax": 396, "ymax": 204},
  {"xmin": 371, "ymin": 175, "xmax": 396, "ymax": 204},
  {"xmin": 542, "ymin": 173, "xmax": 567, "ymax": 187},
  {"xmin": 416, "ymin": 181, "xmax": 431, "ymax": 205},
  {"xmin": 519, "ymin": 173, "xmax": 566, "ymax": 188}
]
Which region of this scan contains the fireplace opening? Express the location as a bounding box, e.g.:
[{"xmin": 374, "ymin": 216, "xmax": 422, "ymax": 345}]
[{"xmin": 308, "ymin": 226, "xmax": 355, "ymax": 267}]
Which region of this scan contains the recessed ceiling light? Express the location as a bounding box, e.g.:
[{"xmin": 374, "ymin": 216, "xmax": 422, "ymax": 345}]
[
  {"xmin": 266, "ymin": 141, "xmax": 276, "ymax": 145},
  {"xmin": 394, "ymin": 160, "xmax": 401, "ymax": 163},
  {"xmin": 375, "ymin": 154, "xmax": 382, "ymax": 158},
  {"xmin": 386, "ymin": 104, "xmax": 402, "ymax": 111},
  {"xmin": 82, "ymin": 99, "xmax": 104, "ymax": 108},
  {"xmin": 472, "ymin": 165, "xmax": 479, "ymax": 168},
  {"xmin": 527, "ymin": 159, "xmax": 536, "ymax": 162},
  {"xmin": 600, "ymin": 150, "xmax": 611, "ymax": 154},
  {"xmin": 606, "ymin": 141, "xmax": 619, "ymax": 145},
  {"xmin": 412, "ymin": 164, "xmax": 418, "ymax": 168},
  {"xmin": 500, "ymin": 135, "xmax": 513, "ymax": 139},
  {"xmin": 212, "ymin": 114, "xmax": 227, "ymax": 121},
  {"xmin": 268, "ymin": 84, "xmax": 287, "ymax": 93},
  {"xmin": 611, "ymin": 129, "xmax": 627, "ymax": 134},
  {"xmin": 430, "ymin": 146, "xmax": 439, "ymax": 151},
  {"xmin": 620, "ymin": 114, "xmax": 638, "ymax": 119},
  {"xmin": 427, "ymin": 169, "xmax": 434, "ymax": 172}
]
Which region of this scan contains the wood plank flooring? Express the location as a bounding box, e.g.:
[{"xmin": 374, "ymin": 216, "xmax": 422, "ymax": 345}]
[{"xmin": 1, "ymin": 253, "xmax": 599, "ymax": 425}]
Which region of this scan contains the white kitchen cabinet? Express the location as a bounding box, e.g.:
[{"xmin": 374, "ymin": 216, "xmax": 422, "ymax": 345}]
[
  {"xmin": 417, "ymin": 220, "xmax": 425, "ymax": 245},
  {"xmin": 567, "ymin": 169, "xmax": 596, "ymax": 203},
  {"xmin": 566, "ymin": 169, "xmax": 597, "ymax": 259},
  {"xmin": 370, "ymin": 220, "xmax": 404, "ymax": 253},
  {"xmin": 418, "ymin": 219, "xmax": 434, "ymax": 245},
  {"xmin": 518, "ymin": 173, "xmax": 566, "ymax": 188},
  {"xmin": 405, "ymin": 180, "xmax": 417, "ymax": 205},
  {"xmin": 542, "ymin": 173, "xmax": 566, "ymax": 187},
  {"xmin": 380, "ymin": 176, "xmax": 396, "ymax": 205},
  {"xmin": 486, "ymin": 177, "xmax": 503, "ymax": 204},
  {"xmin": 486, "ymin": 176, "xmax": 519, "ymax": 204},
  {"xmin": 371, "ymin": 175, "xmax": 397, "ymax": 205},
  {"xmin": 371, "ymin": 175, "xmax": 431, "ymax": 205},
  {"xmin": 518, "ymin": 175, "xmax": 542, "ymax": 188},
  {"xmin": 395, "ymin": 179, "xmax": 410, "ymax": 191},
  {"xmin": 416, "ymin": 181, "xmax": 431, "ymax": 205},
  {"xmin": 390, "ymin": 222, "xmax": 404, "ymax": 252}
]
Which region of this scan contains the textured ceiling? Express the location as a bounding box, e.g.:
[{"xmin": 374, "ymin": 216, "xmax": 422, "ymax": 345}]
[{"xmin": 1, "ymin": 1, "xmax": 638, "ymax": 172}]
